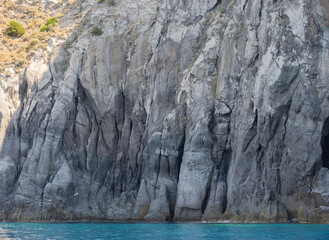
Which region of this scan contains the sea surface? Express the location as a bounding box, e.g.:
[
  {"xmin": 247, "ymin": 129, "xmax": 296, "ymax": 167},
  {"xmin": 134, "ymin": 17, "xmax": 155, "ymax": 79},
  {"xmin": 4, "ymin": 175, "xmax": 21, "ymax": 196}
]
[{"xmin": 0, "ymin": 223, "xmax": 328, "ymax": 240}]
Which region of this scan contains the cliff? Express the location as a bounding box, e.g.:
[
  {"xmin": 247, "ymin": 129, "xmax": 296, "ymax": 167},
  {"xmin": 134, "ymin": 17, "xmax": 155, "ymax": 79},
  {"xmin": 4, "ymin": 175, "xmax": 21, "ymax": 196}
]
[{"xmin": 1, "ymin": 0, "xmax": 329, "ymax": 223}]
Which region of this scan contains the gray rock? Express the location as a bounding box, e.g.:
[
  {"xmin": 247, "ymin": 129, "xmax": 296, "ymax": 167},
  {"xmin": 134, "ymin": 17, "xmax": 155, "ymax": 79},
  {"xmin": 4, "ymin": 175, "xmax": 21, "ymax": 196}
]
[
  {"xmin": 144, "ymin": 185, "xmax": 170, "ymax": 221},
  {"xmin": 1, "ymin": 0, "xmax": 329, "ymax": 223},
  {"xmin": 0, "ymin": 157, "xmax": 17, "ymax": 196}
]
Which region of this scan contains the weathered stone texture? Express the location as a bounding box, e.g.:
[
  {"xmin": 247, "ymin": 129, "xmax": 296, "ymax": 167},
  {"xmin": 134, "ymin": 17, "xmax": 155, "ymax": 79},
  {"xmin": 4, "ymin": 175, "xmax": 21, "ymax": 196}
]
[{"xmin": 1, "ymin": 0, "xmax": 329, "ymax": 223}]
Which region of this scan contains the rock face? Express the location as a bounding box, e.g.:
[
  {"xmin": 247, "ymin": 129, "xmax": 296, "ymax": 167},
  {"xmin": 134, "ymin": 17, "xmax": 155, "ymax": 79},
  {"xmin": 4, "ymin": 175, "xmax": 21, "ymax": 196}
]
[{"xmin": 1, "ymin": 0, "xmax": 329, "ymax": 223}]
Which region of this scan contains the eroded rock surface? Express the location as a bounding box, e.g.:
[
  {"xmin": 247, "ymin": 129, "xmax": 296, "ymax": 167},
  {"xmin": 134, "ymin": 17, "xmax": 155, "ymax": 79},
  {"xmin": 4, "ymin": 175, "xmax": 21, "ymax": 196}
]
[{"xmin": 1, "ymin": 0, "xmax": 329, "ymax": 223}]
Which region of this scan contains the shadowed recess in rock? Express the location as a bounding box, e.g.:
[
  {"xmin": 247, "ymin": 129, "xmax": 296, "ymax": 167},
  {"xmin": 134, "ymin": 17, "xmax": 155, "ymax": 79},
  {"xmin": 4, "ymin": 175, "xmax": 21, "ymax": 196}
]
[{"xmin": 321, "ymin": 118, "xmax": 329, "ymax": 168}]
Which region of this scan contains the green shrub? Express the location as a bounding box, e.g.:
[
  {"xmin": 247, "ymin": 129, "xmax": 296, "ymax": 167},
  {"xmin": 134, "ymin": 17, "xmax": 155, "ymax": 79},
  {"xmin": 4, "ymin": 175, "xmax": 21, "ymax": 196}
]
[
  {"xmin": 6, "ymin": 21, "xmax": 26, "ymax": 37},
  {"xmin": 91, "ymin": 27, "xmax": 103, "ymax": 36},
  {"xmin": 46, "ymin": 17, "xmax": 57, "ymax": 26},
  {"xmin": 40, "ymin": 25, "xmax": 50, "ymax": 32},
  {"xmin": 98, "ymin": 0, "xmax": 115, "ymax": 5},
  {"xmin": 40, "ymin": 17, "xmax": 57, "ymax": 32}
]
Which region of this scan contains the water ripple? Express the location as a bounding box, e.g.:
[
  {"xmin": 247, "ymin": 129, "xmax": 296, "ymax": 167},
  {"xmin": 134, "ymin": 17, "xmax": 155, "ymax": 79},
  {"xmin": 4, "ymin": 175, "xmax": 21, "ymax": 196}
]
[{"xmin": 0, "ymin": 223, "xmax": 328, "ymax": 240}]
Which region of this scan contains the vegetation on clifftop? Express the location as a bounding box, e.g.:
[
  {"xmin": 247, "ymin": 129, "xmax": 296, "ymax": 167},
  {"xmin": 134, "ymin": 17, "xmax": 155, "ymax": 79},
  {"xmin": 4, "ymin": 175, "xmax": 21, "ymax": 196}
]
[
  {"xmin": 40, "ymin": 17, "xmax": 58, "ymax": 32},
  {"xmin": 0, "ymin": 0, "xmax": 71, "ymax": 75},
  {"xmin": 6, "ymin": 21, "xmax": 26, "ymax": 37},
  {"xmin": 91, "ymin": 27, "xmax": 103, "ymax": 36}
]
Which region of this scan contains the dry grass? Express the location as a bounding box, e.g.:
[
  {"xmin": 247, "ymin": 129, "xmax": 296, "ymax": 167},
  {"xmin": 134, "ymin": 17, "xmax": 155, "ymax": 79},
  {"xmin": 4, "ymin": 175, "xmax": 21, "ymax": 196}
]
[{"xmin": 0, "ymin": 0, "xmax": 72, "ymax": 74}]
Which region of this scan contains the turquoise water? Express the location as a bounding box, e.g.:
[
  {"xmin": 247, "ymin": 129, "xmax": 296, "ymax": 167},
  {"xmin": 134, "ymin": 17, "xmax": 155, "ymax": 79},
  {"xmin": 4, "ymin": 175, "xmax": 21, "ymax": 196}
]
[{"xmin": 0, "ymin": 223, "xmax": 329, "ymax": 240}]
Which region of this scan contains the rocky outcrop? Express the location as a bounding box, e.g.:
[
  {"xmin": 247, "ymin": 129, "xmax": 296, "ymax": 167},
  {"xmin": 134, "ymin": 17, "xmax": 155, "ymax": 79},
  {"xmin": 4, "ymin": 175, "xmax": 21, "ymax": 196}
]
[{"xmin": 1, "ymin": 0, "xmax": 329, "ymax": 223}]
